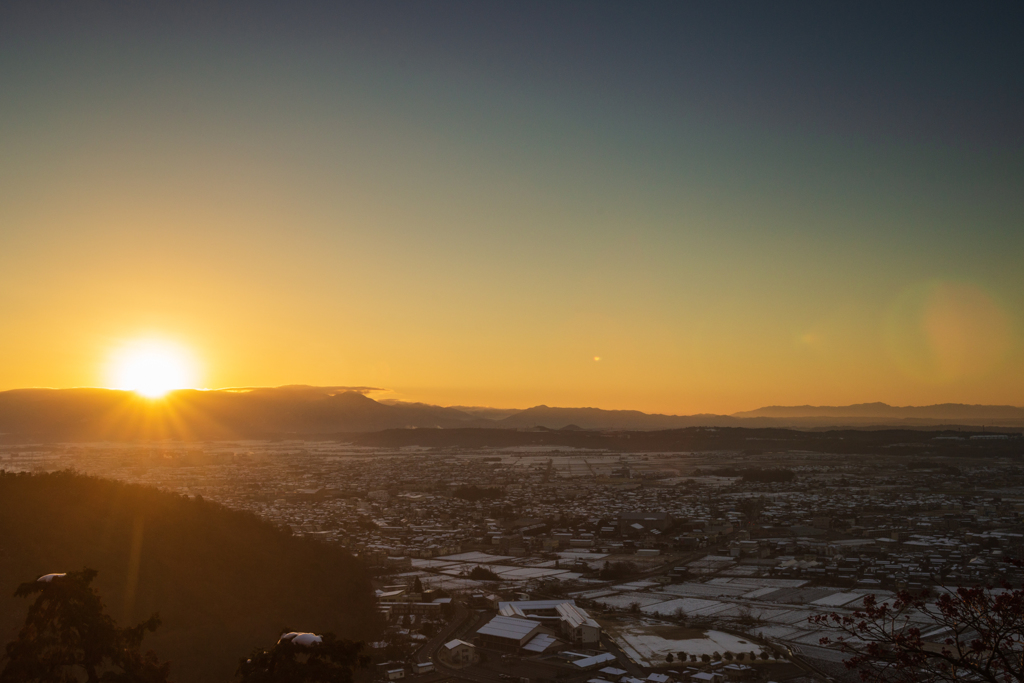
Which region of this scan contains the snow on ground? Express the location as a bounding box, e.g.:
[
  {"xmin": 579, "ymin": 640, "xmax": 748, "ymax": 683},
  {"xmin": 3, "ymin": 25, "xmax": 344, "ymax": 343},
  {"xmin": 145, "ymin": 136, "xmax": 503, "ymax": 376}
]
[
  {"xmin": 418, "ymin": 576, "xmax": 484, "ymax": 590},
  {"xmin": 556, "ymin": 551, "xmax": 609, "ymax": 560},
  {"xmin": 594, "ymin": 592, "xmax": 668, "ymax": 610},
  {"xmin": 687, "ymin": 555, "xmax": 735, "ymax": 566},
  {"xmin": 694, "ymin": 604, "xmax": 747, "ymax": 619},
  {"xmin": 773, "ymin": 608, "xmax": 817, "ymax": 625},
  {"xmin": 439, "ymin": 567, "xmax": 470, "ymax": 577},
  {"xmin": 710, "ymin": 577, "xmax": 808, "ymax": 589},
  {"xmin": 429, "ymin": 562, "xmax": 579, "ymax": 584},
  {"xmin": 790, "ymin": 630, "xmax": 835, "ymax": 645},
  {"xmin": 755, "ymin": 625, "xmax": 804, "ymax": 640},
  {"xmin": 791, "ymin": 643, "xmax": 849, "ymax": 663},
  {"xmin": 718, "ymin": 564, "xmax": 761, "ymax": 576},
  {"xmin": 612, "ymin": 580, "xmax": 661, "ymax": 591},
  {"xmin": 689, "ymin": 602, "xmax": 734, "ymax": 617},
  {"xmin": 614, "ymin": 627, "xmax": 763, "ymax": 665},
  {"xmin": 743, "ymin": 606, "xmax": 793, "ymax": 622},
  {"xmin": 495, "ymin": 567, "xmax": 570, "ymax": 579},
  {"xmin": 638, "ymin": 598, "xmax": 719, "ymax": 616},
  {"xmin": 478, "ymin": 564, "xmax": 526, "ymax": 574},
  {"xmin": 661, "ymin": 583, "xmax": 748, "ymax": 598},
  {"xmin": 435, "ymin": 552, "xmax": 515, "ymax": 563},
  {"xmin": 570, "ymin": 588, "xmax": 619, "ymax": 599},
  {"xmin": 410, "ymin": 559, "xmax": 460, "ymax": 569},
  {"xmin": 811, "ymin": 592, "xmax": 866, "ymax": 607}
]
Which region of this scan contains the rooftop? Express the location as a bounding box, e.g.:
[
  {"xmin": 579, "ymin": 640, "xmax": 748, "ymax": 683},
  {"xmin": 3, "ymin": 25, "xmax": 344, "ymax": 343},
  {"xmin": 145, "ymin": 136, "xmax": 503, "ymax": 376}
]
[{"xmin": 477, "ymin": 615, "xmax": 542, "ymax": 642}]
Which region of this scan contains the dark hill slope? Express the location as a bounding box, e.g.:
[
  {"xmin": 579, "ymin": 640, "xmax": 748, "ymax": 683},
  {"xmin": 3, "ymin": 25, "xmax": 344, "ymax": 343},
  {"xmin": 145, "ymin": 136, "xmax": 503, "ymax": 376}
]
[{"xmin": 0, "ymin": 471, "xmax": 379, "ymax": 682}]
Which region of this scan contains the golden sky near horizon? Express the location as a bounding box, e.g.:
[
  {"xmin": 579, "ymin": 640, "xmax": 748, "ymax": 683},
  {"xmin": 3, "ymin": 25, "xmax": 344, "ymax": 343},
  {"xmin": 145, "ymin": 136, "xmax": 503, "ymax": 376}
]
[{"xmin": 1, "ymin": 4, "xmax": 1022, "ymax": 414}]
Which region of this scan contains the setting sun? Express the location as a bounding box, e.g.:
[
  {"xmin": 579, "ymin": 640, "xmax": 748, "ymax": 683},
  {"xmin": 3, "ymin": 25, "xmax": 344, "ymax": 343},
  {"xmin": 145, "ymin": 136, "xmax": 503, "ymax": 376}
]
[{"xmin": 110, "ymin": 341, "xmax": 198, "ymax": 398}]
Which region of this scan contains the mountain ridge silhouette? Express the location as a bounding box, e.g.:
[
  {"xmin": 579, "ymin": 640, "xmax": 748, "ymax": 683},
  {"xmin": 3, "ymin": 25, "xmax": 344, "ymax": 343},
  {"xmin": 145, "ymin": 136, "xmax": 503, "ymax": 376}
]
[{"xmin": 1, "ymin": 387, "xmax": 1021, "ymax": 440}]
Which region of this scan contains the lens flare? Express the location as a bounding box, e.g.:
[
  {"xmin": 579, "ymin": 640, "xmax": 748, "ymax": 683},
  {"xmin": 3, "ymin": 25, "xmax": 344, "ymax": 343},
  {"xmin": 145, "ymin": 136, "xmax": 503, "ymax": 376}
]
[
  {"xmin": 884, "ymin": 281, "xmax": 1011, "ymax": 383},
  {"xmin": 109, "ymin": 340, "xmax": 198, "ymax": 398}
]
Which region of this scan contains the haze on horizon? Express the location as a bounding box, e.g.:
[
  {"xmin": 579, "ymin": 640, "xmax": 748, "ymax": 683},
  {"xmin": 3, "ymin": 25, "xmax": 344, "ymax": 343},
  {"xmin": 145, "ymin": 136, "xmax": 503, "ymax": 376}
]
[{"xmin": 1, "ymin": 2, "xmax": 1022, "ymax": 415}]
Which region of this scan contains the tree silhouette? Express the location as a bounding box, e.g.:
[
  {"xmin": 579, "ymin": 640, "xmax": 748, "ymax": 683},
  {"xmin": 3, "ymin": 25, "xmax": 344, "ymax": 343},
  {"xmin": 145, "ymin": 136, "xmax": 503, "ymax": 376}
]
[
  {"xmin": 811, "ymin": 579, "xmax": 1024, "ymax": 682},
  {"xmin": 468, "ymin": 566, "xmax": 499, "ymax": 582},
  {"xmin": 736, "ymin": 497, "xmax": 766, "ymax": 527},
  {"xmin": 236, "ymin": 632, "xmax": 366, "ymax": 683},
  {"xmin": 0, "ymin": 568, "xmax": 169, "ymax": 683}
]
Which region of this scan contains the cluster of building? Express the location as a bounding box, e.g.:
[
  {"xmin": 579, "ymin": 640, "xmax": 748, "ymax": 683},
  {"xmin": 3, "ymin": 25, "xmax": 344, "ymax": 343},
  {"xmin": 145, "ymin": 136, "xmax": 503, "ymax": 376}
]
[
  {"xmin": 479, "ymin": 599, "xmax": 601, "ymax": 650},
  {"xmin": 4, "ymin": 438, "xmax": 1023, "ymax": 681}
]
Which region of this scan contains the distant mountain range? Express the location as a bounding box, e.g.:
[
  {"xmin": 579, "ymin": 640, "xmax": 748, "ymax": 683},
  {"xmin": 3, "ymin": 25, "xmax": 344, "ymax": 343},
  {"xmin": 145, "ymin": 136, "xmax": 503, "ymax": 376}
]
[
  {"xmin": 499, "ymin": 405, "xmax": 733, "ymax": 430},
  {"xmin": 493, "ymin": 403, "xmax": 1024, "ymax": 430},
  {"xmin": 733, "ymin": 402, "xmax": 1024, "ymax": 420},
  {"xmin": 0, "ymin": 386, "xmax": 1021, "ymax": 441},
  {"xmin": 0, "ymin": 386, "xmax": 490, "ymax": 440}
]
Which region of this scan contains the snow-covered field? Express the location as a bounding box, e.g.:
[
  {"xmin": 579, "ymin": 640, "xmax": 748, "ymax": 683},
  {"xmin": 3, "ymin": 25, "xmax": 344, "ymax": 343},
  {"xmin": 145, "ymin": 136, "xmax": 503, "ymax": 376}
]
[
  {"xmin": 614, "ymin": 626, "xmax": 763, "ymax": 664},
  {"xmin": 594, "ymin": 592, "xmax": 668, "ymax": 610},
  {"xmin": 637, "ymin": 597, "xmax": 720, "ymax": 616}
]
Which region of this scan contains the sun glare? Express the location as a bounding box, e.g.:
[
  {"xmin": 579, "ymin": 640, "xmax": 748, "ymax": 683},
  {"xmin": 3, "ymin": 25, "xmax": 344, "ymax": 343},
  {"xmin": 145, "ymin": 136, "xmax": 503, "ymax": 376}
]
[{"xmin": 111, "ymin": 341, "xmax": 197, "ymax": 398}]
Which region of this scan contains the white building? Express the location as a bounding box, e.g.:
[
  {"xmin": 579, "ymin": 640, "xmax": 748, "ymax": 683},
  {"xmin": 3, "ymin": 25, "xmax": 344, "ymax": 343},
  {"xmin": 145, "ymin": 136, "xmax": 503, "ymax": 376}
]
[
  {"xmin": 496, "ymin": 599, "xmax": 602, "ymax": 646},
  {"xmin": 556, "ymin": 602, "xmax": 601, "ymax": 645},
  {"xmin": 443, "ymin": 639, "xmax": 476, "ymax": 664},
  {"xmin": 477, "ymin": 616, "xmax": 543, "ymax": 651}
]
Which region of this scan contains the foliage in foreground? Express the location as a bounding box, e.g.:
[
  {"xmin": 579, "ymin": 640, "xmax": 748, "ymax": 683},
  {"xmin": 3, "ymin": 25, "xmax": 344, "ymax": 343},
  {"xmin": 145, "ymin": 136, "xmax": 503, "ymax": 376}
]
[
  {"xmin": 0, "ymin": 569, "xmax": 169, "ymax": 683},
  {"xmin": 0, "ymin": 470, "xmax": 379, "ymax": 682},
  {"xmin": 811, "ymin": 575, "xmax": 1024, "ymax": 682},
  {"xmin": 237, "ymin": 633, "xmax": 366, "ymax": 683}
]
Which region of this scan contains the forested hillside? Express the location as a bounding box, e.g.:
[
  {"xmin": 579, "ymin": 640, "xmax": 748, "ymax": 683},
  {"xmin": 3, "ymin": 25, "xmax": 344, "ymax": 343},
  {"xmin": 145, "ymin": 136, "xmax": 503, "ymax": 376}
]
[{"xmin": 0, "ymin": 471, "xmax": 379, "ymax": 682}]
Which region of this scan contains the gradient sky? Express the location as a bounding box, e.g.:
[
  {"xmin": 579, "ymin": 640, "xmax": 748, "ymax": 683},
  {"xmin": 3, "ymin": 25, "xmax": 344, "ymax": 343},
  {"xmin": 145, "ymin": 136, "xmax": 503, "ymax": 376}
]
[{"xmin": 1, "ymin": 2, "xmax": 1022, "ymax": 414}]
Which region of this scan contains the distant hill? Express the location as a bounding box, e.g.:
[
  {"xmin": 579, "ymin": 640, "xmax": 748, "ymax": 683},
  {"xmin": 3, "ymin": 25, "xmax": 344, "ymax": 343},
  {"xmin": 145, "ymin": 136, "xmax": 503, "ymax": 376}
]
[
  {"xmin": 733, "ymin": 402, "xmax": 1024, "ymax": 421},
  {"xmin": 496, "ymin": 403, "xmax": 1024, "ymax": 431},
  {"xmin": 1, "ymin": 388, "xmax": 1022, "ymax": 439},
  {"xmin": 0, "ymin": 471, "xmax": 379, "ymax": 683},
  {"xmin": 498, "ymin": 405, "xmax": 740, "ymax": 430},
  {"xmin": 0, "ymin": 386, "xmax": 491, "ymax": 440},
  {"xmin": 441, "ymin": 405, "xmax": 522, "ymax": 420},
  {"xmin": 497, "ymin": 403, "xmax": 1024, "ymax": 430}
]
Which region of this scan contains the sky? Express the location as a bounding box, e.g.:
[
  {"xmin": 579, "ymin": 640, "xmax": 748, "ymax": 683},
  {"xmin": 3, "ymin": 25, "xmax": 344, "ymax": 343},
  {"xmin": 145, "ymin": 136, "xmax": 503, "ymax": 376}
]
[{"xmin": 1, "ymin": 1, "xmax": 1022, "ymax": 414}]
